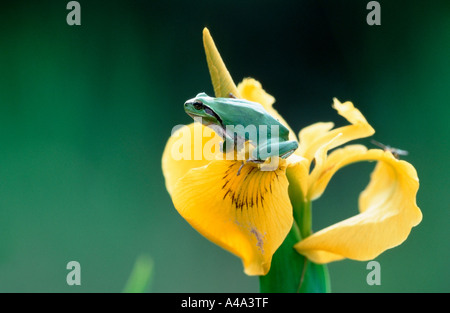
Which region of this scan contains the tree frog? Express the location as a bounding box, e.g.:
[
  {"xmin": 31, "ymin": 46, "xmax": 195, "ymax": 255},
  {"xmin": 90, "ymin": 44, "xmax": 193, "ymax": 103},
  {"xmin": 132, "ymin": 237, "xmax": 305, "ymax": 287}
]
[{"xmin": 184, "ymin": 92, "xmax": 298, "ymax": 174}]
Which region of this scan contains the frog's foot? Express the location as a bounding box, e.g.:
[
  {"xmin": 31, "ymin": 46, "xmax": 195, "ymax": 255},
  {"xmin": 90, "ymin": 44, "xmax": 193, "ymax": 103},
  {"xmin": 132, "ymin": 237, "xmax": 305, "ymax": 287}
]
[
  {"xmin": 236, "ymin": 159, "xmax": 265, "ymax": 176},
  {"xmin": 237, "ymin": 161, "xmax": 245, "ymax": 176}
]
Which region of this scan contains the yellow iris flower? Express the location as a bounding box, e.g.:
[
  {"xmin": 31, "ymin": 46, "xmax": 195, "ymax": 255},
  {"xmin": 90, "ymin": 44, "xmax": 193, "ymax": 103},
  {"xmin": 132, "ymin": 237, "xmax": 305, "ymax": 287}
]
[{"xmin": 162, "ymin": 28, "xmax": 422, "ymax": 276}]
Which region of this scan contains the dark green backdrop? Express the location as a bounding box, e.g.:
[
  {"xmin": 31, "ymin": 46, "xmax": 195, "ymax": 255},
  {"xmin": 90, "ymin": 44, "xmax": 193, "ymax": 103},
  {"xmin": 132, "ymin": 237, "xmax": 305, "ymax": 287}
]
[{"xmin": 0, "ymin": 0, "xmax": 448, "ymax": 292}]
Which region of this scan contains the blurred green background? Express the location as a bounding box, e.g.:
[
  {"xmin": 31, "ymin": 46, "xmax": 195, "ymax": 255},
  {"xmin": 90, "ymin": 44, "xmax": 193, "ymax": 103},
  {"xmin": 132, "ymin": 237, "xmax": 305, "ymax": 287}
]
[{"xmin": 0, "ymin": 0, "xmax": 448, "ymax": 292}]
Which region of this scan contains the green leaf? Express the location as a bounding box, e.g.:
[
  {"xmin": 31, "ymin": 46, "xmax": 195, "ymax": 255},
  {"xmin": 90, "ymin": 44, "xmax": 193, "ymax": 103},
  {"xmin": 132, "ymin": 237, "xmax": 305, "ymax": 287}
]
[
  {"xmin": 259, "ymin": 224, "xmax": 330, "ymax": 293},
  {"xmin": 123, "ymin": 255, "xmax": 154, "ymax": 293},
  {"xmin": 298, "ymin": 260, "xmax": 331, "ymax": 293}
]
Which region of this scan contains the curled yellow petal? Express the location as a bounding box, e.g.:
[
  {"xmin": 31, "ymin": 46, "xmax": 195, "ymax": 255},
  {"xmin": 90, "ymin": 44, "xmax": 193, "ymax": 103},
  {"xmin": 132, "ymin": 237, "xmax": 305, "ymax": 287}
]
[
  {"xmin": 307, "ymin": 133, "xmax": 342, "ymax": 197},
  {"xmin": 309, "ymin": 144, "xmax": 367, "ymax": 200},
  {"xmin": 297, "ymin": 122, "xmax": 334, "ymax": 160},
  {"xmin": 294, "ymin": 148, "xmax": 422, "ymax": 263},
  {"xmin": 203, "ymin": 28, "xmax": 240, "ymax": 98},
  {"xmin": 162, "ymin": 123, "xmax": 222, "ymax": 196},
  {"xmin": 171, "ymin": 160, "xmax": 293, "ymax": 275},
  {"xmin": 298, "ymin": 98, "xmax": 374, "ymax": 163}
]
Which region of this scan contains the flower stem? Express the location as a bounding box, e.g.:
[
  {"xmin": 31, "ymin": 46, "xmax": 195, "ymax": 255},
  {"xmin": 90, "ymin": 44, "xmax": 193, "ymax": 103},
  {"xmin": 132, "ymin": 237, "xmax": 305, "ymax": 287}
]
[
  {"xmin": 295, "ymin": 200, "xmax": 312, "ymax": 239},
  {"xmin": 259, "ymin": 169, "xmax": 331, "ymax": 293},
  {"xmin": 259, "ymin": 221, "xmax": 331, "ymax": 293}
]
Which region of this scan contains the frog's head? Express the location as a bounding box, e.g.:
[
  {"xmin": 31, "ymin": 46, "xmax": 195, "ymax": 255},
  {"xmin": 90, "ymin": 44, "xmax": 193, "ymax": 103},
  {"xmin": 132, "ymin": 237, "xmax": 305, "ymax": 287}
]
[{"xmin": 184, "ymin": 92, "xmax": 223, "ymax": 126}]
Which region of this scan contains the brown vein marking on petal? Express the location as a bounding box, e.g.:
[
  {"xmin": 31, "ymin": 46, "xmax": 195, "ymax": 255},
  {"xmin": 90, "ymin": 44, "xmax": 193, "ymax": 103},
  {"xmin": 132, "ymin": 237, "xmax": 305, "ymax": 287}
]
[
  {"xmin": 245, "ymin": 167, "xmax": 255, "ymax": 179},
  {"xmin": 223, "ymin": 163, "xmax": 235, "ymax": 178},
  {"xmin": 221, "ymin": 162, "xmax": 280, "ymax": 212},
  {"xmin": 222, "ymin": 179, "xmax": 229, "ymax": 190},
  {"xmin": 222, "ymin": 189, "xmax": 231, "ymax": 200}
]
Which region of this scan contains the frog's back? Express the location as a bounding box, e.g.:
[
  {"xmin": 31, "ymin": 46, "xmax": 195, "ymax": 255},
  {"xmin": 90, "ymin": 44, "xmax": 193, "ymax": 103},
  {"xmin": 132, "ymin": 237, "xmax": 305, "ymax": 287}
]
[{"xmin": 213, "ymin": 97, "xmax": 290, "ymax": 140}]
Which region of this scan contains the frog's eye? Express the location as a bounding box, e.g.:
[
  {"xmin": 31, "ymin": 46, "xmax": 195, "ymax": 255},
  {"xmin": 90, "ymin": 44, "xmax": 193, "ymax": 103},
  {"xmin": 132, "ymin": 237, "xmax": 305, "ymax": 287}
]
[{"xmin": 193, "ymin": 101, "xmax": 203, "ymax": 110}]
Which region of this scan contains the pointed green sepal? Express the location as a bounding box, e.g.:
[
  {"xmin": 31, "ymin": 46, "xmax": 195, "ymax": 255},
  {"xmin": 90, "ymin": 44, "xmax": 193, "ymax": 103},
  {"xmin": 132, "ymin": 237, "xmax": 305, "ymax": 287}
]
[{"xmin": 203, "ymin": 28, "xmax": 240, "ymax": 98}]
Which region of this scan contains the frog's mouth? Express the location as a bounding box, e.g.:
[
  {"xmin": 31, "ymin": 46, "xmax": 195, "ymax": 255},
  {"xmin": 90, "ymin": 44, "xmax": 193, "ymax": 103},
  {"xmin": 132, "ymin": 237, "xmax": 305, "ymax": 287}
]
[
  {"xmin": 187, "ymin": 111, "xmax": 222, "ymax": 127},
  {"xmin": 186, "ymin": 112, "xmax": 199, "ymax": 119}
]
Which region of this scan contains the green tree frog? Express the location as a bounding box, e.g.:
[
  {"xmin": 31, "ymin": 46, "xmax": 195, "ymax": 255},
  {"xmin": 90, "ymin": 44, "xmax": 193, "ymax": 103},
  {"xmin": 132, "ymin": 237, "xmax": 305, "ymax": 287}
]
[{"xmin": 184, "ymin": 92, "xmax": 298, "ymax": 174}]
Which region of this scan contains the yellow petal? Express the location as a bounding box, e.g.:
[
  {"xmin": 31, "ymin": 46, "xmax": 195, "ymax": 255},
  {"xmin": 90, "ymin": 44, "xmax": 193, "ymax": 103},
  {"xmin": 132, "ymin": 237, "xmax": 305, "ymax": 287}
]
[
  {"xmin": 172, "ymin": 160, "xmax": 293, "ymax": 275},
  {"xmin": 307, "ymin": 133, "xmax": 343, "ymax": 197},
  {"xmin": 162, "ymin": 123, "xmax": 222, "ymax": 196},
  {"xmin": 237, "ymin": 78, "xmax": 298, "ymax": 142},
  {"xmin": 203, "ymin": 28, "xmax": 240, "ymax": 98},
  {"xmin": 294, "ymin": 148, "xmax": 422, "ymax": 263},
  {"xmin": 309, "ymin": 144, "xmax": 368, "ymax": 200},
  {"xmin": 298, "ymin": 99, "xmax": 374, "ymax": 163},
  {"xmin": 297, "ymin": 122, "xmax": 334, "ymax": 160},
  {"xmin": 286, "ymin": 154, "xmax": 310, "ymax": 202},
  {"xmin": 237, "ymin": 77, "xmax": 275, "ymax": 109}
]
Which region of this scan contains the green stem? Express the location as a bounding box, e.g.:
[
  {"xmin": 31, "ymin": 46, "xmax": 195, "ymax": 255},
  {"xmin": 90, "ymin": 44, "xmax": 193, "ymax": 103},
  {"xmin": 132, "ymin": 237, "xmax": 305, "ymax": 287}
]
[
  {"xmin": 286, "ymin": 168, "xmax": 312, "ymax": 238},
  {"xmin": 294, "ymin": 199, "xmax": 312, "ymax": 238},
  {"xmin": 259, "ymin": 221, "xmax": 331, "ymax": 293},
  {"xmin": 259, "ymin": 222, "xmax": 305, "ymax": 293},
  {"xmin": 259, "ymin": 169, "xmax": 331, "ymax": 293}
]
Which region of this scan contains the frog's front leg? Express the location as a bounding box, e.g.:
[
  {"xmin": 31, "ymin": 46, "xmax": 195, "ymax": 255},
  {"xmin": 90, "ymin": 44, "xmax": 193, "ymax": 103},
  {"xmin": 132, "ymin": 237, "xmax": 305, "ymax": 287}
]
[
  {"xmin": 220, "ymin": 131, "xmax": 246, "ymax": 154},
  {"xmin": 219, "ymin": 135, "xmax": 235, "ymax": 153}
]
